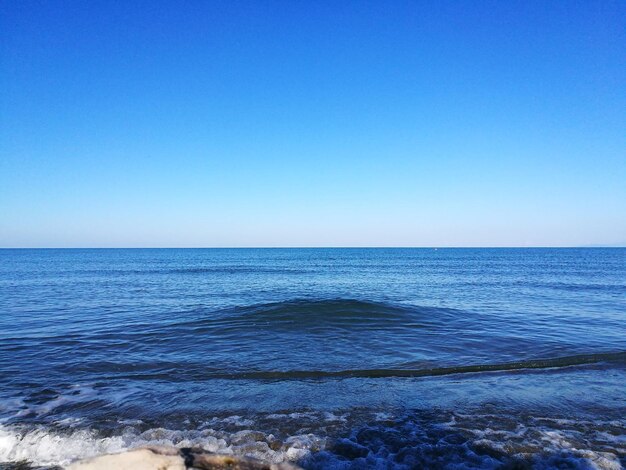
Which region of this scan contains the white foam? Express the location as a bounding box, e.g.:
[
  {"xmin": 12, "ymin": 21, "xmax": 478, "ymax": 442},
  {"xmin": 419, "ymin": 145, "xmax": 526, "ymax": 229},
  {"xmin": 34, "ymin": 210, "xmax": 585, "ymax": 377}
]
[
  {"xmin": 0, "ymin": 424, "xmax": 325, "ymax": 468},
  {"xmin": 0, "ymin": 413, "xmax": 624, "ymax": 469},
  {"xmin": 0, "ymin": 426, "xmax": 128, "ymax": 467},
  {"xmin": 322, "ymin": 412, "xmax": 347, "ymax": 422},
  {"xmin": 203, "ymin": 415, "xmax": 255, "ymax": 427},
  {"xmin": 266, "ymin": 412, "xmax": 318, "ymax": 421}
]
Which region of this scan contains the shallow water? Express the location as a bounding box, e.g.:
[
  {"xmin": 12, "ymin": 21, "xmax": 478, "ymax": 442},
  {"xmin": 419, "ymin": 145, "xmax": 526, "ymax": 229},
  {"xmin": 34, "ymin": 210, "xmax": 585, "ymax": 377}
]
[{"xmin": 0, "ymin": 248, "xmax": 624, "ymax": 468}]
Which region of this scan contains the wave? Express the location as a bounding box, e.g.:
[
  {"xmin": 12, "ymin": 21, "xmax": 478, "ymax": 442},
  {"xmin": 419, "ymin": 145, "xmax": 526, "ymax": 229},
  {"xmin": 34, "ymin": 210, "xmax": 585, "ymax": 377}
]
[
  {"xmin": 0, "ymin": 299, "xmax": 440, "ymax": 345},
  {"xmin": 171, "ymin": 299, "xmax": 445, "ymax": 332},
  {"xmin": 62, "ymin": 351, "xmax": 626, "ymax": 383},
  {"xmin": 1, "ymin": 409, "xmax": 624, "ymax": 469},
  {"xmin": 169, "ymin": 351, "xmax": 626, "ymax": 380},
  {"xmin": 0, "ymin": 416, "xmax": 333, "ymax": 467}
]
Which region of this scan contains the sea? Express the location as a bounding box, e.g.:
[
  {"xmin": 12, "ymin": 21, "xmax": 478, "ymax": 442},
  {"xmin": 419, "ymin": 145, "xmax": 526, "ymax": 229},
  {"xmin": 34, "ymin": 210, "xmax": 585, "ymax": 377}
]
[{"xmin": 0, "ymin": 248, "xmax": 624, "ymax": 469}]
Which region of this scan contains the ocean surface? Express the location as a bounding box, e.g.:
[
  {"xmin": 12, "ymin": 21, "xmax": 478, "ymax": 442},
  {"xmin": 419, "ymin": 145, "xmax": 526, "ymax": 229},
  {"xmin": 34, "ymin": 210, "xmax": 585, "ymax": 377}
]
[{"xmin": 0, "ymin": 248, "xmax": 624, "ymax": 469}]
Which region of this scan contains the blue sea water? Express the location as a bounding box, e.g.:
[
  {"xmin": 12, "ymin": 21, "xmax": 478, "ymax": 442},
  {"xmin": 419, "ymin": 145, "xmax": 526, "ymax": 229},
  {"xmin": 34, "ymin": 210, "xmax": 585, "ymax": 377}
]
[{"xmin": 0, "ymin": 248, "xmax": 624, "ymax": 468}]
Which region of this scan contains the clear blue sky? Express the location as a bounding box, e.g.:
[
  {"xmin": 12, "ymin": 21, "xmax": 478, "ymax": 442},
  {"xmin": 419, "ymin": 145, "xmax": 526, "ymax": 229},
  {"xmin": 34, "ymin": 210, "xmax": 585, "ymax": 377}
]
[{"xmin": 1, "ymin": 0, "xmax": 624, "ymax": 247}]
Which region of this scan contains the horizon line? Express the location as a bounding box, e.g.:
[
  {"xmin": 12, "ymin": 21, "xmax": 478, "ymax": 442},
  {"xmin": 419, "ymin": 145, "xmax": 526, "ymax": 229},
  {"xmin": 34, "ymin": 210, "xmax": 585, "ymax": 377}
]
[{"xmin": 1, "ymin": 246, "xmax": 625, "ymax": 250}]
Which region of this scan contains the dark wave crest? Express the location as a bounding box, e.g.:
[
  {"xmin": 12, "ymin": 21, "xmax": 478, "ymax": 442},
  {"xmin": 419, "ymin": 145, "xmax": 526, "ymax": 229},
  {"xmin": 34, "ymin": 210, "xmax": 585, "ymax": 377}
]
[
  {"xmin": 70, "ymin": 351, "xmax": 626, "ymax": 382},
  {"xmin": 168, "ymin": 299, "xmax": 446, "ymax": 333},
  {"xmin": 215, "ymin": 351, "xmax": 626, "ymax": 380}
]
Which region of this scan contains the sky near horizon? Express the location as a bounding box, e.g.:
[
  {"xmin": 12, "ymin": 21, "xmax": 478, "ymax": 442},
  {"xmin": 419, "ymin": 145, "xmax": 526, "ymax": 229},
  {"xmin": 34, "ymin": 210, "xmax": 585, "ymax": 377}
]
[{"xmin": 1, "ymin": 1, "xmax": 625, "ymax": 247}]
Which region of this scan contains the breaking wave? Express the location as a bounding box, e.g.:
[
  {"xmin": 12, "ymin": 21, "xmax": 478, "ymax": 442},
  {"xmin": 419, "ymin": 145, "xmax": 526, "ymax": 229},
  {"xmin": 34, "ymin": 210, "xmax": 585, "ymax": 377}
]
[{"xmin": 1, "ymin": 410, "xmax": 624, "ymax": 469}]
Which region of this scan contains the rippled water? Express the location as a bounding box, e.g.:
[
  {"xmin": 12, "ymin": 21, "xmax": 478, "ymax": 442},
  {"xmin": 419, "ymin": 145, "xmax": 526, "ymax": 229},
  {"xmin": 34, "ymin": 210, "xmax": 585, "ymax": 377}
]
[{"xmin": 0, "ymin": 248, "xmax": 624, "ymax": 468}]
